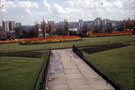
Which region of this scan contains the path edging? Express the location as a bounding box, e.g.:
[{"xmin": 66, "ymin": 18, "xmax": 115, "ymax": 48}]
[
  {"xmin": 38, "ymin": 50, "xmax": 51, "ymax": 90},
  {"xmin": 72, "ymin": 45, "xmax": 123, "ymax": 90}
]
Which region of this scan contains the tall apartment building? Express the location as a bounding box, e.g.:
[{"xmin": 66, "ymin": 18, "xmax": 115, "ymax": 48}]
[
  {"xmin": 2, "ymin": 21, "xmax": 9, "ymax": 32},
  {"xmin": 94, "ymin": 17, "xmax": 102, "ymax": 27},
  {"xmin": 102, "ymin": 19, "xmax": 111, "ymax": 26},
  {"xmin": 2, "ymin": 21, "xmax": 16, "ymax": 32},
  {"xmin": 79, "ymin": 19, "xmax": 83, "ymax": 28}
]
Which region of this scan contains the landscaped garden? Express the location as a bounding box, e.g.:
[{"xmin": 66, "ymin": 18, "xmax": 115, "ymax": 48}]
[
  {"xmin": 20, "ymin": 36, "xmax": 80, "ymax": 44},
  {"xmin": 0, "ymin": 35, "xmax": 135, "ymax": 53},
  {"xmin": 0, "ymin": 36, "xmax": 80, "ymax": 44},
  {"xmin": 0, "ymin": 35, "xmax": 135, "ymax": 90},
  {"xmin": 0, "ymin": 51, "xmax": 49, "ymax": 90},
  {"xmin": 82, "ymin": 45, "xmax": 135, "ymax": 90}
]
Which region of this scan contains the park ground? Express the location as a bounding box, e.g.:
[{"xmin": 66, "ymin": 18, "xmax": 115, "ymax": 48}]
[
  {"xmin": 0, "ymin": 35, "xmax": 135, "ymax": 90},
  {"xmin": 0, "ymin": 35, "xmax": 135, "ymax": 53},
  {"xmin": 82, "ymin": 45, "xmax": 135, "ymax": 90},
  {"xmin": 0, "ymin": 52, "xmax": 49, "ymax": 90}
]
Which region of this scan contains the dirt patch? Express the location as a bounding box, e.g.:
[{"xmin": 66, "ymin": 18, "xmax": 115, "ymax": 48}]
[
  {"xmin": 81, "ymin": 43, "xmax": 129, "ymax": 54},
  {"xmin": 0, "ymin": 51, "xmax": 44, "ymax": 58}
]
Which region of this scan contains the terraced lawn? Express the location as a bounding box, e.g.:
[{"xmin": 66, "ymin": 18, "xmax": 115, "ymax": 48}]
[{"xmin": 83, "ymin": 45, "xmax": 135, "ymax": 90}]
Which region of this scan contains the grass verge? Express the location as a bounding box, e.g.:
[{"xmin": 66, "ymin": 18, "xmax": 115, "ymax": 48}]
[
  {"xmin": 0, "ymin": 35, "xmax": 135, "ymax": 53},
  {"xmin": 34, "ymin": 51, "xmax": 49, "ymax": 90},
  {"xmin": 82, "ymin": 45, "xmax": 135, "ymax": 90},
  {"xmin": 0, "ymin": 51, "xmax": 49, "ymax": 90}
]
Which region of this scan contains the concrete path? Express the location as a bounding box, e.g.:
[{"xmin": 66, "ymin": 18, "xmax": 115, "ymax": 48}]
[{"xmin": 46, "ymin": 49, "xmax": 115, "ymax": 90}]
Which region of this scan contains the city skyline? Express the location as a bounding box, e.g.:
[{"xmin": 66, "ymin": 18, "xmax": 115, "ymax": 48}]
[{"xmin": 0, "ymin": 0, "xmax": 135, "ymax": 25}]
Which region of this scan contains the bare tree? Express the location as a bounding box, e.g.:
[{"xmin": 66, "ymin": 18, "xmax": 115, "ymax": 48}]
[
  {"xmin": 64, "ymin": 19, "xmax": 69, "ymax": 36},
  {"xmin": 48, "ymin": 24, "xmax": 52, "ymax": 37},
  {"xmin": 100, "ymin": 21, "xmax": 103, "ymax": 33},
  {"xmin": 35, "ymin": 22, "xmax": 39, "ymax": 37},
  {"xmin": 107, "ymin": 22, "xmax": 113, "ymax": 33},
  {"xmin": 41, "ymin": 19, "xmax": 46, "ymax": 37}
]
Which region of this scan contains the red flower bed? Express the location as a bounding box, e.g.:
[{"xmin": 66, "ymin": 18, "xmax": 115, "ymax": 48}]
[
  {"xmin": 92, "ymin": 31, "xmax": 133, "ymax": 37},
  {"xmin": 20, "ymin": 36, "xmax": 80, "ymax": 44}
]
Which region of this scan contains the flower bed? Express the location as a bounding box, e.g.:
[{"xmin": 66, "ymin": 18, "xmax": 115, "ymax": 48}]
[
  {"xmin": 91, "ymin": 31, "xmax": 133, "ymax": 37},
  {"xmin": 20, "ymin": 36, "xmax": 81, "ymax": 44},
  {"xmin": 0, "ymin": 39, "xmax": 22, "ymax": 44}
]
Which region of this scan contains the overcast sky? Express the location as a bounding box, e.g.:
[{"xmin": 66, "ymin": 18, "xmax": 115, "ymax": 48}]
[{"xmin": 0, "ymin": 0, "xmax": 135, "ymax": 25}]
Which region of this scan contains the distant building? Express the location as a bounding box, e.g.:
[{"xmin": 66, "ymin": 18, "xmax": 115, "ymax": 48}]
[
  {"xmin": 48, "ymin": 21, "xmax": 55, "ymax": 26},
  {"xmin": 2, "ymin": 21, "xmax": 10, "ymax": 32},
  {"xmin": 94, "ymin": 17, "xmax": 102, "ymax": 27},
  {"xmin": 68, "ymin": 22, "xmax": 79, "ymax": 28},
  {"xmin": 83, "ymin": 21, "xmax": 95, "ymax": 30},
  {"xmin": 69, "ymin": 28, "xmax": 78, "ymax": 32},
  {"xmin": 2, "ymin": 21, "xmax": 16, "ymax": 32},
  {"xmin": 60, "ymin": 21, "xmax": 64, "ymax": 27},
  {"xmin": 112, "ymin": 20, "xmax": 118, "ymax": 27},
  {"xmin": 9, "ymin": 21, "xmax": 16, "ymax": 31},
  {"xmin": 48, "ymin": 21, "xmax": 55, "ymax": 30},
  {"xmin": 79, "ymin": 19, "xmax": 83, "ymax": 28},
  {"xmin": 0, "ymin": 26, "xmax": 6, "ymax": 38},
  {"xmin": 102, "ymin": 19, "xmax": 111, "ymax": 26},
  {"xmin": 0, "ymin": 25, "xmax": 3, "ymax": 31},
  {"xmin": 2, "ymin": 21, "xmax": 17, "ymax": 38},
  {"xmin": 16, "ymin": 23, "xmax": 21, "ymax": 27}
]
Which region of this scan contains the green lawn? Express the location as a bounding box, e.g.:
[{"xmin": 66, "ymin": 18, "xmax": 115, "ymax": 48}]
[
  {"xmin": 83, "ymin": 45, "xmax": 135, "ymax": 90},
  {"xmin": 0, "ymin": 35, "xmax": 135, "ymax": 53},
  {"xmin": 0, "ymin": 52, "xmax": 49, "ymax": 90}
]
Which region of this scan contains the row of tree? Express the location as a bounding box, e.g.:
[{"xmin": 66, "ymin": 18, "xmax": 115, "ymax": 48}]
[
  {"xmin": 14, "ymin": 19, "xmax": 70, "ymax": 39},
  {"xmin": 14, "ymin": 27, "xmax": 38, "ymax": 39},
  {"xmin": 80, "ymin": 20, "xmax": 135, "ymax": 35},
  {"xmin": 14, "ymin": 19, "xmax": 135, "ymax": 39},
  {"xmin": 35, "ymin": 19, "xmax": 70, "ymax": 37}
]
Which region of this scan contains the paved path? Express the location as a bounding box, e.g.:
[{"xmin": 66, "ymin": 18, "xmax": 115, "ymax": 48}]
[{"xmin": 46, "ymin": 49, "xmax": 115, "ymax": 90}]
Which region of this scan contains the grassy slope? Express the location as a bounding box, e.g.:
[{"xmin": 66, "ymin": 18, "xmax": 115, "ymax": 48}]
[
  {"xmin": 83, "ymin": 45, "xmax": 135, "ymax": 90},
  {"xmin": 0, "ymin": 52, "xmax": 49, "ymax": 90},
  {"xmin": 0, "ymin": 35, "xmax": 135, "ymax": 53}
]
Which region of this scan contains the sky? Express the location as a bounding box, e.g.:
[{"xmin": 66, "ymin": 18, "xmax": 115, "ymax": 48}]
[{"xmin": 0, "ymin": 0, "xmax": 135, "ymax": 25}]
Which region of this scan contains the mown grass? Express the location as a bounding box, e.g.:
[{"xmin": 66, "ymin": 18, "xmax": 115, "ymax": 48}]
[
  {"xmin": 0, "ymin": 35, "xmax": 135, "ymax": 53},
  {"xmin": 34, "ymin": 51, "xmax": 49, "ymax": 90},
  {"xmin": 0, "ymin": 52, "xmax": 49, "ymax": 90},
  {"xmin": 83, "ymin": 45, "xmax": 135, "ymax": 90}
]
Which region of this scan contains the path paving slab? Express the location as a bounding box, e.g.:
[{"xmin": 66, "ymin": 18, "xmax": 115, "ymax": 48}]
[{"xmin": 46, "ymin": 49, "xmax": 115, "ymax": 90}]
